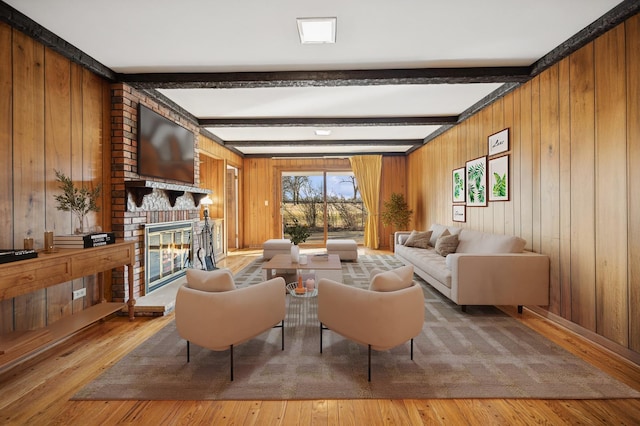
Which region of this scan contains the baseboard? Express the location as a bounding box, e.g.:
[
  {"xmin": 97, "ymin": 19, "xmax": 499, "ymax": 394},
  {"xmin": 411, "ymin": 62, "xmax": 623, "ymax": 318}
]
[{"xmin": 526, "ymin": 305, "xmax": 640, "ymax": 367}]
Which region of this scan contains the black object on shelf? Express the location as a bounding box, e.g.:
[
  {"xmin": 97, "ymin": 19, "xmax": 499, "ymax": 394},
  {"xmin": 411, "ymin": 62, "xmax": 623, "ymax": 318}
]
[{"xmin": 0, "ymin": 249, "xmax": 38, "ymax": 264}]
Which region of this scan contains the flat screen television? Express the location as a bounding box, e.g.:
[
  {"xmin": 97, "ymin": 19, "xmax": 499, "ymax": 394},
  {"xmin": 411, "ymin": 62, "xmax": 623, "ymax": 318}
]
[{"xmin": 137, "ymin": 104, "xmax": 195, "ymax": 184}]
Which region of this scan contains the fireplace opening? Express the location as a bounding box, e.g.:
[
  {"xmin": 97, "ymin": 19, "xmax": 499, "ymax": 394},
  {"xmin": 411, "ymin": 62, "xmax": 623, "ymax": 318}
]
[{"xmin": 144, "ymin": 221, "xmax": 193, "ymax": 294}]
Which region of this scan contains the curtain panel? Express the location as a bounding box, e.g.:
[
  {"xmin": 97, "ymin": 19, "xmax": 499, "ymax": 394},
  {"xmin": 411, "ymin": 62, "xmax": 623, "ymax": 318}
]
[{"xmin": 349, "ymin": 155, "xmax": 382, "ymax": 249}]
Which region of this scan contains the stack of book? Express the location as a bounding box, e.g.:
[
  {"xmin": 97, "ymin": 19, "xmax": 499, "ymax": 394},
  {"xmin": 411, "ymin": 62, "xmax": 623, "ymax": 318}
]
[
  {"xmin": 312, "ymin": 253, "xmax": 329, "ymax": 261},
  {"xmin": 54, "ymin": 232, "xmax": 116, "ymax": 249}
]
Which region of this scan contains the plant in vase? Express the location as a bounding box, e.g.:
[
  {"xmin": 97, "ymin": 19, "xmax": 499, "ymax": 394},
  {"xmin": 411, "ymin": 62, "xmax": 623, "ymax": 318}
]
[
  {"xmin": 53, "ymin": 170, "xmax": 101, "ymax": 235},
  {"xmin": 284, "ymin": 219, "xmax": 311, "ymax": 263},
  {"xmin": 380, "ymin": 192, "xmax": 413, "ymax": 249}
]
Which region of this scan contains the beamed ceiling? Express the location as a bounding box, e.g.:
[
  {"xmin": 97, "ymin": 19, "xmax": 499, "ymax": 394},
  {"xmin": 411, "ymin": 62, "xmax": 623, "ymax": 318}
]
[{"xmin": 2, "ymin": 0, "xmax": 639, "ymax": 157}]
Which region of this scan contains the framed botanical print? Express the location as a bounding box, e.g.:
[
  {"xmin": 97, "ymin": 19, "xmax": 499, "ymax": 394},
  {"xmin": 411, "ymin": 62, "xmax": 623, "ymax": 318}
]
[
  {"xmin": 452, "ymin": 167, "xmax": 465, "ymax": 203},
  {"xmin": 466, "ymin": 156, "xmax": 487, "ymax": 207},
  {"xmin": 488, "ymin": 155, "xmax": 509, "ymax": 201}
]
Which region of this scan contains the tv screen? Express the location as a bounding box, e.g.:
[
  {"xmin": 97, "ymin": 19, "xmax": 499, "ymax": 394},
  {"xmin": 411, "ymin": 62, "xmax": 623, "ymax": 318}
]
[{"xmin": 137, "ymin": 104, "xmax": 195, "ymax": 184}]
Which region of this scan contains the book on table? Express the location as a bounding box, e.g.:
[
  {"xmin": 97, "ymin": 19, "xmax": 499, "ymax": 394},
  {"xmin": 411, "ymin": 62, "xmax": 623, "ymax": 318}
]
[{"xmin": 54, "ymin": 232, "xmax": 116, "ymax": 249}]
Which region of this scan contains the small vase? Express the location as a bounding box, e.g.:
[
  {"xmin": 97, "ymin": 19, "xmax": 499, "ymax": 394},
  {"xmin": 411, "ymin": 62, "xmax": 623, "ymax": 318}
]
[{"xmin": 291, "ymin": 244, "xmax": 300, "ymax": 263}]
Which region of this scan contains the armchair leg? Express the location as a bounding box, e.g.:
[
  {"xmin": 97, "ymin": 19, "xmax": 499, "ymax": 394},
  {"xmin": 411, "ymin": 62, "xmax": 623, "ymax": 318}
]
[
  {"xmin": 187, "ymin": 341, "xmax": 190, "ymax": 362},
  {"xmin": 517, "ymin": 305, "xmax": 523, "ymax": 314},
  {"xmin": 273, "ymin": 319, "xmax": 285, "ymax": 350},
  {"xmin": 411, "ymin": 338, "xmax": 414, "ymax": 360},
  {"xmin": 461, "ymin": 305, "xmax": 467, "ymax": 313},
  {"xmin": 368, "ymin": 345, "xmax": 372, "ymax": 382},
  {"xmin": 230, "ymin": 344, "xmax": 234, "ymax": 381}
]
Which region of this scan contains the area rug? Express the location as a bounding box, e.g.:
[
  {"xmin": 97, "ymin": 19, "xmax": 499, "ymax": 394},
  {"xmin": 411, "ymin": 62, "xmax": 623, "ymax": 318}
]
[{"xmin": 73, "ymin": 255, "xmax": 640, "ymax": 400}]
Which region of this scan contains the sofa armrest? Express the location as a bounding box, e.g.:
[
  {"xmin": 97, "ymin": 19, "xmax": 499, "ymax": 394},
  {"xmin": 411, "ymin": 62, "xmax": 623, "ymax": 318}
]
[
  {"xmin": 447, "ymin": 253, "xmax": 549, "ymax": 306},
  {"xmin": 318, "ymin": 278, "xmax": 424, "ymax": 351},
  {"xmin": 394, "ymin": 231, "xmax": 412, "ymax": 247}
]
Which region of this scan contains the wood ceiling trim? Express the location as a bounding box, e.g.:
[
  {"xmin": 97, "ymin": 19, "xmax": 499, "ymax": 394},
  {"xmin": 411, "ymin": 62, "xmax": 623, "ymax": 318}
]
[
  {"xmin": 200, "ymin": 116, "xmax": 457, "ymax": 127},
  {"xmin": 119, "ymin": 67, "xmax": 531, "ymax": 89},
  {"xmin": 0, "ymin": 1, "xmax": 116, "ymax": 81},
  {"xmin": 226, "ymin": 139, "xmax": 422, "ymax": 147}
]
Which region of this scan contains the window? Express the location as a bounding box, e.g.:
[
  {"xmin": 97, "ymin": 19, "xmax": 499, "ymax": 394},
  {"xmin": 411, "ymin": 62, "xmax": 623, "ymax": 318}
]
[{"xmin": 281, "ymin": 171, "xmax": 364, "ymax": 244}]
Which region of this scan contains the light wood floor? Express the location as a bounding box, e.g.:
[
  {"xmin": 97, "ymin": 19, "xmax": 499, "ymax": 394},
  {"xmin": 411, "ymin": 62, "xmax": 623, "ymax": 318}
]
[{"xmin": 1, "ymin": 248, "xmax": 639, "ymax": 425}]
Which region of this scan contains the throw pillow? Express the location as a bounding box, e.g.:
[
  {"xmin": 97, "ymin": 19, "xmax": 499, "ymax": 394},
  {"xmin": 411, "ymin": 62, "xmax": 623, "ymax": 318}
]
[
  {"xmin": 404, "ymin": 230, "xmax": 432, "ymax": 249},
  {"xmin": 435, "ymin": 233, "xmax": 459, "ymax": 257},
  {"xmin": 186, "ymin": 268, "xmax": 236, "ymax": 292},
  {"xmin": 368, "ymin": 265, "xmax": 414, "ymax": 292}
]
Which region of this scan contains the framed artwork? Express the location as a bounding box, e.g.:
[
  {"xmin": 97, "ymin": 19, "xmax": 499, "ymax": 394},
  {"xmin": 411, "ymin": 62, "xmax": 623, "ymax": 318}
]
[
  {"xmin": 452, "ymin": 167, "xmax": 466, "ymax": 203},
  {"xmin": 488, "ymin": 155, "xmax": 509, "ymax": 201},
  {"xmin": 488, "ymin": 128, "xmax": 509, "ymax": 156},
  {"xmin": 466, "ymin": 156, "xmax": 487, "ymax": 207},
  {"xmin": 452, "ymin": 205, "xmax": 466, "ymax": 222}
]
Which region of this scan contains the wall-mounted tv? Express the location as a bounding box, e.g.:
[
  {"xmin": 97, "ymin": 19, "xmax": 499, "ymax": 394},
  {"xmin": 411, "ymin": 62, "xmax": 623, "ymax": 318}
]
[{"xmin": 137, "ymin": 104, "xmax": 195, "ymax": 184}]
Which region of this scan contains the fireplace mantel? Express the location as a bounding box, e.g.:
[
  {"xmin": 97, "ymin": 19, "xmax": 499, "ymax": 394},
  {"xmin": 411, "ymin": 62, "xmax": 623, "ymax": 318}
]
[{"xmin": 125, "ymin": 180, "xmax": 212, "ymax": 207}]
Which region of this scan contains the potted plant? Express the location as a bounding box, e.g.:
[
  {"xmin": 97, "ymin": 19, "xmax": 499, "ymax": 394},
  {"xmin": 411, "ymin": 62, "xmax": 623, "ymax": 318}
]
[
  {"xmin": 380, "ymin": 192, "xmax": 413, "ymax": 250},
  {"xmin": 53, "ymin": 170, "xmax": 101, "ymax": 235},
  {"xmin": 284, "ymin": 219, "xmax": 311, "ymax": 262}
]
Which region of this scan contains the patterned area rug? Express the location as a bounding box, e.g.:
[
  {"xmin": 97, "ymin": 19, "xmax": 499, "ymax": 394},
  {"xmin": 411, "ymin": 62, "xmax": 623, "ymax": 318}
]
[{"xmin": 73, "ymin": 255, "xmax": 640, "ymax": 400}]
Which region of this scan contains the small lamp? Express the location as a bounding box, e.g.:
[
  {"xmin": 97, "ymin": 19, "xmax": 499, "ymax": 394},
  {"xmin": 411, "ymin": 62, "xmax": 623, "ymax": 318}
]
[{"xmin": 200, "ymin": 195, "xmax": 213, "ymax": 219}]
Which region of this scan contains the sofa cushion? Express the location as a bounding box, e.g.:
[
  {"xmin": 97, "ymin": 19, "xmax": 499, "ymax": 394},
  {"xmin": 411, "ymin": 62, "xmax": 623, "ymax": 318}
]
[
  {"xmin": 187, "ymin": 268, "xmax": 236, "ymax": 292},
  {"xmin": 369, "ymin": 265, "xmax": 414, "ymax": 292},
  {"xmin": 429, "ymin": 223, "xmax": 462, "ymax": 247},
  {"xmin": 404, "ymin": 230, "xmax": 432, "ymax": 249},
  {"xmin": 395, "ymin": 244, "xmax": 452, "ymax": 288},
  {"xmin": 435, "ymin": 232, "xmax": 459, "ymax": 256},
  {"xmin": 456, "ymin": 228, "xmax": 526, "ymax": 254}
]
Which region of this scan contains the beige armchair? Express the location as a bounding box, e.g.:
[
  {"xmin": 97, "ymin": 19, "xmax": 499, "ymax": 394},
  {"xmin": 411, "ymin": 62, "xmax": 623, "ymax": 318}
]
[
  {"xmin": 175, "ymin": 268, "xmax": 286, "ymax": 381},
  {"xmin": 317, "ymin": 265, "xmax": 425, "ymax": 381}
]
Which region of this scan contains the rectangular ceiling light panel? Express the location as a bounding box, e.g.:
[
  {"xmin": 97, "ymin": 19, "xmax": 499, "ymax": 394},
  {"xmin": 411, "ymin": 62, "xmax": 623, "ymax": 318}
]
[{"xmin": 297, "ymin": 17, "xmax": 337, "ymax": 44}]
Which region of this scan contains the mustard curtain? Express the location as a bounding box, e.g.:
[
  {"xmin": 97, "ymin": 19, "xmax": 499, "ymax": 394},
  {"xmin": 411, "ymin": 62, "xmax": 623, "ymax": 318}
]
[{"xmin": 350, "ymin": 155, "xmax": 382, "ymax": 249}]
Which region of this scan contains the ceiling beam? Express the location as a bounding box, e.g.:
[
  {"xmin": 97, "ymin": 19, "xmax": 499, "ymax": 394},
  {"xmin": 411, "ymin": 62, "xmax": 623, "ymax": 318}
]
[
  {"xmin": 120, "ymin": 67, "xmax": 531, "ymax": 90},
  {"xmin": 0, "ymin": 1, "xmax": 116, "ymax": 81},
  {"xmin": 200, "ymin": 116, "xmax": 456, "ymax": 127},
  {"xmin": 226, "ymin": 139, "xmax": 422, "ymax": 147}
]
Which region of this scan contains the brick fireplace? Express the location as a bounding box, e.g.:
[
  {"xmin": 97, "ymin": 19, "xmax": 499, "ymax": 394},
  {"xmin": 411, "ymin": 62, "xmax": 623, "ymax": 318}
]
[{"xmin": 109, "ymin": 83, "xmax": 207, "ymax": 303}]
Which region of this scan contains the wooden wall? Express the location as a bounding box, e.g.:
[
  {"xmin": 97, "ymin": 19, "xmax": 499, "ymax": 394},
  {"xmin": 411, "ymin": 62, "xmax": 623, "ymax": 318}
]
[
  {"xmin": 242, "ymin": 156, "xmax": 406, "ymax": 248},
  {"xmin": 407, "ymin": 14, "xmax": 640, "ymax": 360},
  {"xmin": 0, "ymin": 23, "xmax": 111, "ymax": 332}
]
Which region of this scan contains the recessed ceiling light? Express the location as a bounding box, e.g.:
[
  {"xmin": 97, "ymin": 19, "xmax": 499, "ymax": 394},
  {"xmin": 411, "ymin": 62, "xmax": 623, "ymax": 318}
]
[
  {"xmin": 297, "ymin": 17, "xmax": 337, "ymax": 44},
  {"xmin": 315, "ymin": 129, "xmax": 332, "ymax": 136}
]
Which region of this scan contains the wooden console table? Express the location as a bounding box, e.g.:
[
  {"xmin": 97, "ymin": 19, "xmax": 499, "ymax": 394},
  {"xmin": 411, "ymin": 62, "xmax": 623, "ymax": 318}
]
[{"xmin": 0, "ymin": 241, "xmax": 135, "ymax": 366}]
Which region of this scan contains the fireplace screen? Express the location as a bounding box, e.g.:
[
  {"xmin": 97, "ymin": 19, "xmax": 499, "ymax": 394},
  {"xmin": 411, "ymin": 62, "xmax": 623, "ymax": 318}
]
[{"xmin": 145, "ymin": 221, "xmax": 193, "ymax": 293}]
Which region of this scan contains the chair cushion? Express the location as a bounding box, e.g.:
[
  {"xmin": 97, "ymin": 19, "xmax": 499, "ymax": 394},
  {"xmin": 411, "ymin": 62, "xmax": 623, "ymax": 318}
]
[
  {"xmin": 404, "ymin": 230, "xmax": 432, "ymax": 249},
  {"xmin": 368, "ymin": 265, "xmax": 414, "ymax": 292},
  {"xmin": 186, "ymin": 268, "xmax": 236, "ymax": 292}
]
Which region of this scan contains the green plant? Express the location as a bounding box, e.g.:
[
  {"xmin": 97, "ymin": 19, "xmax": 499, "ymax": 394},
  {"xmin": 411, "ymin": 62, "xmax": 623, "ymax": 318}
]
[
  {"xmin": 467, "ymin": 162, "xmax": 486, "ymax": 203},
  {"xmin": 380, "ymin": 193, "xmax": 413, "ymax": 230},
  {"xmin": 492, "ymin": 172, "xmax": 507, "ymax": 197},
  {"xmin": 53, "ymin": 170, "xmax": 101, "ymax": 234},
  {"xmin": 284, "ymin": 219, "xmax": 311, "ymax": 245}
]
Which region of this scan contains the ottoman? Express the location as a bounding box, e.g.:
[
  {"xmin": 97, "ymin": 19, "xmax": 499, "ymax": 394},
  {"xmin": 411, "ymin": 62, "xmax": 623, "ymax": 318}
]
[
  {"xmin": 263, "ymin": 239, "xmax": 292, "ymax": 260},
  {"xmin": 326, "ymin": 239, "xmax": 358, "ymax": 261}
]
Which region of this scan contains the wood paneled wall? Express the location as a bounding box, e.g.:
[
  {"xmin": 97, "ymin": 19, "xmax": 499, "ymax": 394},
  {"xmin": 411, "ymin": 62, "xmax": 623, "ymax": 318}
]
[
  {"xmin": 408, "ymin": 14, "xmax": 640, "ymax": 359},
  {"xmin": 242, "ymin": 156, "xmax": 406, "ymax": 248},
  {"xmin": 0, "ymin": 23, "xmax": 111, "ymax": 332}
]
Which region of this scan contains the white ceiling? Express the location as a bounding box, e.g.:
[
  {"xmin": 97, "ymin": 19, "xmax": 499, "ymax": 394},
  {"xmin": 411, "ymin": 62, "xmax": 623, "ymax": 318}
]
[{"xmin": 4, "ymin": 0, "xmax": 624, "ymax": 156}]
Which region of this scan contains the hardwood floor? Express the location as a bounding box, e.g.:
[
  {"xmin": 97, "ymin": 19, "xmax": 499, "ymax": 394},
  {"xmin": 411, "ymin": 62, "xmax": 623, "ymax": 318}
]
[{"xmin": 1, "ymin": 249, "xmax": 639, "ymax": 425}]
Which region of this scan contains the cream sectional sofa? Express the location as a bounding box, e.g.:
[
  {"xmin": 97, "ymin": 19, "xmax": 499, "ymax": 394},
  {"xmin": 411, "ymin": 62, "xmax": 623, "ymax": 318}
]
[{"xmin": 394, "ymin": 224, "xmax": 549, "ymax": 312}]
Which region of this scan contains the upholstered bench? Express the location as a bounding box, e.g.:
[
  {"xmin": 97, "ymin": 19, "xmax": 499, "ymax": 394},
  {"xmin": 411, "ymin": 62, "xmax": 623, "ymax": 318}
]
[
  {"xmin": 263, "ymin": 239, "xmax": 292, "ymax": 260},
  {"xmin": 326, "ymin": 239, "xmax": 358, "ymax": 261}
]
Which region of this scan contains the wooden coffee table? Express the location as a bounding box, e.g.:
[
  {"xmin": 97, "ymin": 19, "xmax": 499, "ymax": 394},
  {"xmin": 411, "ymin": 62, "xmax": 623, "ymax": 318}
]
[{"xmin": 262, "ymin": 253, "xmax": 343, "ymax": 282}]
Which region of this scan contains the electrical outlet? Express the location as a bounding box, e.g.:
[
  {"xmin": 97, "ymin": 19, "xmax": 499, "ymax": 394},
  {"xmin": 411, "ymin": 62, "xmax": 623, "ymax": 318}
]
[{"xmin": 73, "ymin": 288, "xmax": 86, "ymax": 300}]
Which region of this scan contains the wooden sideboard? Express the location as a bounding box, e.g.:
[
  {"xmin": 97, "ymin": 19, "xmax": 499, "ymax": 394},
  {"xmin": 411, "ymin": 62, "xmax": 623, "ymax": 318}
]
[{"xmin": 0, "ymin": 241, "xmax": 135, "ymax": 367}]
